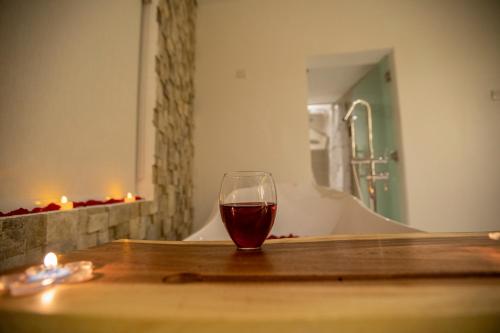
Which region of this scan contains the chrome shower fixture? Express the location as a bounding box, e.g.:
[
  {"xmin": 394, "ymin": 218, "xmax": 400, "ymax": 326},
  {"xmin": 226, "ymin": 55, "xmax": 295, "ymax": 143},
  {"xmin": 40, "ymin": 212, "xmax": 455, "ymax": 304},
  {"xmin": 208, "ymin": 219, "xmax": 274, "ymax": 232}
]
[{"xmin": 344, "ymin": 99, "xmax": 390, "ymax": 211}]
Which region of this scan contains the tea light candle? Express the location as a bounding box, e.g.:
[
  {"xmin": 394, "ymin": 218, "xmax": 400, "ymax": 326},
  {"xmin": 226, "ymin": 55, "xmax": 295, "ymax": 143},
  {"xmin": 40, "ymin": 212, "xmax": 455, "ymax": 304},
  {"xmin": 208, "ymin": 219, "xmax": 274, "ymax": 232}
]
[
  {"xmin": 1, "ymin": 252, "xmax": 94, "ymax": 297},
  {"xmin": 59, "ymin": 195, "xmax": 73, "ymax": 210},
  {"xmin": 26, "ymin": 252, "xmax": 71, "ymax": 283},
  {"xmin": 124, "ymin": 192, "xmax": 136, "ymax": 203}
]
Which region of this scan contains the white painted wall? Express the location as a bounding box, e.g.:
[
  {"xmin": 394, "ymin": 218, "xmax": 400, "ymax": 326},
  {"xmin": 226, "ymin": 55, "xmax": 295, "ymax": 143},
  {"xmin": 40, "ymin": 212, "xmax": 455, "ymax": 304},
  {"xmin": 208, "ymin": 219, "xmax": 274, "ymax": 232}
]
[
  {"xmin": 0, "ymin": 0, "xmax": 142, "ymax": 211},
  {"xmin": 193, "ymin": 0, "xmax": 500, "ymax": 232}
]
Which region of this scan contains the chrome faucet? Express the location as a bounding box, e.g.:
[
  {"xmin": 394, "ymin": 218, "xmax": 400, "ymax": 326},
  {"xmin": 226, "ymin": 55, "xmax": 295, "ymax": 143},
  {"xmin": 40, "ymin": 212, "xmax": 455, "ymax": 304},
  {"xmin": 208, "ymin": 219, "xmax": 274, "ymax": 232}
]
[
  {"xmin": 343, "ymin": 99, "xmax": 388, "ymax": 211},
  {"xmin": 344, "ymin": 99, "xmax": 375, "ymax": 161}
]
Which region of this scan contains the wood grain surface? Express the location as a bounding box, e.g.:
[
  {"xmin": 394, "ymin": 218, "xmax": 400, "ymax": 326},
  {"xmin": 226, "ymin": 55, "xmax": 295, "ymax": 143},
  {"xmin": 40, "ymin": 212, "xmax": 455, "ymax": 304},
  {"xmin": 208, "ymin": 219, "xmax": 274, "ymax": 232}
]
[
  {"xmin": 58, "ymin": 233, "xmax": 500, "ymax": 283},
  {"xmin": 1, "ymin": 233, "xmax": 499, "ymax": 333}
]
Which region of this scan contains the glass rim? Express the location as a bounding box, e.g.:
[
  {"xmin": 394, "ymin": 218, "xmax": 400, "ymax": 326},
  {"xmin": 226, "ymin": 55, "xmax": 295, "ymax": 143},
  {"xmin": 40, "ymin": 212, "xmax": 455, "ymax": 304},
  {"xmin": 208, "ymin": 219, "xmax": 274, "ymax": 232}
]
[{"xmin": 223, "ymin": 171, "xmax": 273, "ymax": 177}]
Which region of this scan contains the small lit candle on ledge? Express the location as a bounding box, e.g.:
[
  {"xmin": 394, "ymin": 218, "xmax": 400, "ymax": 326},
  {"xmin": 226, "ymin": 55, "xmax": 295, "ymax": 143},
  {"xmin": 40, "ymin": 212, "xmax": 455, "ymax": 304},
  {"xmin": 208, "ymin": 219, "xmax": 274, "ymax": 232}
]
[
  {"xmin": 59, "ymin": 195, "xmax": 73, "ymax": 210},
  {"xmin": 124, "ymin": 192, "xmax": 136, "ymax": 203}
]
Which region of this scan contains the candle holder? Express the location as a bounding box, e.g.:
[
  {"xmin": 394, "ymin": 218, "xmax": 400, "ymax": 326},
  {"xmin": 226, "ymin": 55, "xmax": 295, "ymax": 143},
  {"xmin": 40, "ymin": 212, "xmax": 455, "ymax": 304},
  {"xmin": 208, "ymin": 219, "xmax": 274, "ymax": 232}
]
[{"xmin": 0, "ymin": 252, "xmax": 94, "ymax": 297}]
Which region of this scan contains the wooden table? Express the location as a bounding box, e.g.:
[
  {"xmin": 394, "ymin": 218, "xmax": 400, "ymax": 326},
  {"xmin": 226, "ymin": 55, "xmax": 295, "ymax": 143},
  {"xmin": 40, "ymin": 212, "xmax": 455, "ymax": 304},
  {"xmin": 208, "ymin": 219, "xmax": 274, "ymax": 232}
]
[{"xmin": 1, "ymin": 233, "xmax": 500, "ymax": 332}]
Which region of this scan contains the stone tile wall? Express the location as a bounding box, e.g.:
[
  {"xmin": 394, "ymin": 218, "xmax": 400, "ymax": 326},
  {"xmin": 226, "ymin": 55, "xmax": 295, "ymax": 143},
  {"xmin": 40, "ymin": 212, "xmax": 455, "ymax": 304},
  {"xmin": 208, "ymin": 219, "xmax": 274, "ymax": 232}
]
[
  {"xmin": 153, "ymin": 0, "xmax": 197, "ymax": 240},
  {"xmin": 0, "ymin": 201, "xmax": 155, "ymax": 272}
]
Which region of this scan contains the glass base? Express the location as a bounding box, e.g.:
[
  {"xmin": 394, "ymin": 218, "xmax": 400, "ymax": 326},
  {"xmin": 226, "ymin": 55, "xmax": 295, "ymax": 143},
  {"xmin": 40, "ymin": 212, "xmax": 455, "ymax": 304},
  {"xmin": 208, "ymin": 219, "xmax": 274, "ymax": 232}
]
[{"xmin": 237, "ymin": 247, "xmax": 262, "ymax": 251}]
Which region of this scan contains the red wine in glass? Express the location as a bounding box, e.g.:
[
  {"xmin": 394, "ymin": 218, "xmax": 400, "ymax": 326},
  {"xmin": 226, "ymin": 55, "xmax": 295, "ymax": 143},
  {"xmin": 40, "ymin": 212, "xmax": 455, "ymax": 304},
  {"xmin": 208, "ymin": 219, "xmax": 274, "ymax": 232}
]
[
  {"xmin": 220, "ymin": 202, "xmax": 277, "ymax": 249},
  {"xmin": 219, "ymin": 171, "xmax": 277, "ymax": 250}
]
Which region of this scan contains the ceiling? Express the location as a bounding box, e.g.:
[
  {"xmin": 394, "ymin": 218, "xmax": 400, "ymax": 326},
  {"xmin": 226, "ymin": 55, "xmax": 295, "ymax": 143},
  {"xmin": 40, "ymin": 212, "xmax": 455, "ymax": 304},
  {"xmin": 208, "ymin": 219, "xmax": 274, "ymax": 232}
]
[
  {"xmin": 306, "ymin": 49, "xmax": 390, "ymax": 105},
  {"xmin": 307, "ymin": 65, "xmax": 373, "ymax": 104}
]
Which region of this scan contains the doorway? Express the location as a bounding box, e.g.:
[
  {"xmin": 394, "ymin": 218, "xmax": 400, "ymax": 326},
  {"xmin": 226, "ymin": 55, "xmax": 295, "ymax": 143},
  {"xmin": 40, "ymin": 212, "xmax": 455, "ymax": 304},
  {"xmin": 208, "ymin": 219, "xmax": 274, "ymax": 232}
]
[{"xmin": 306, "ymin": 50, "xmax": 406, "ymax": 223}]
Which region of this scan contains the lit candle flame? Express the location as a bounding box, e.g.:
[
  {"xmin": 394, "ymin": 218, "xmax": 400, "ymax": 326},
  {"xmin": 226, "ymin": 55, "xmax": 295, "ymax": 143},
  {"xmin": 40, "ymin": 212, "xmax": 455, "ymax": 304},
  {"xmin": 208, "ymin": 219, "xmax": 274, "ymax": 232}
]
[
  {"xmin": 44, "ymin": 252, "xmax": 58, "ymax": 269},
  {"xmin": 124, "ymin": 192, "xmax": 135, "ymax": 203},
  {"xmin": 59, "ymin": 195, "xmax": 73, "ymax": 210}
]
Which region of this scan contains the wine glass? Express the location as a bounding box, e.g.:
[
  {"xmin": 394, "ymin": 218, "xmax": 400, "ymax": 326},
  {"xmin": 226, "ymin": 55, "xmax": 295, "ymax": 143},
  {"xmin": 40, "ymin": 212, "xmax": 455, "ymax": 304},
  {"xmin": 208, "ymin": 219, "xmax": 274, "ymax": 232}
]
[{"xmin": 219, "ymin": 171, "xmax": 277, "ymax": 250}]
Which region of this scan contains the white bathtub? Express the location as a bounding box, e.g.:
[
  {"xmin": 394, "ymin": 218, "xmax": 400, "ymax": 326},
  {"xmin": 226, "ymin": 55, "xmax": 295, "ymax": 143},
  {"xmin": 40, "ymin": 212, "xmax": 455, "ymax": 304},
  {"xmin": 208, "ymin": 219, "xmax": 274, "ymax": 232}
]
[{"xmin": 185, "ymin": 182, "xmax": 419, "ymax": 241}]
